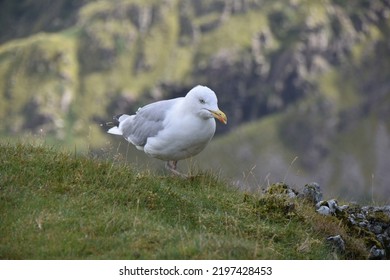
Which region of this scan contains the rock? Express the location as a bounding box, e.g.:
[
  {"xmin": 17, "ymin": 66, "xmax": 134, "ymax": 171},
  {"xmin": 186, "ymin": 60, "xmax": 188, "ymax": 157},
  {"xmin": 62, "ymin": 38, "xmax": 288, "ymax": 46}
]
[
  {"xmin": 317, "ymin": 206, "xmax": 331, "ymax": 216},
  {"xmin": 376, "ymin": 234, "xmax": 390, "ymax": 250},
  {"xmin": 265, "ymin": 182, "xmax": 298, "ymax": 198},
  {"xmin": 368, "ymin": 245, "xmax": 386, "ymax": 260},
  {"xmin": 337, "ymin": 204, "xmax": 349, "ymax": 211},
  {"xmin": 356, "ymin": 213, "xmax": 365, "ymax": 220},
  {"xmin": 347, "ymin": 216, "xmax": 356, "ymax": 225},
  {"xmin": 302, "ymin": 182, "xmax": 322, "ymax": 204},
  {"xmin": 327, "ymin": 235, "xmax": 345, "ymax": 253},
  {"xmin": 296, "ymin": 182, "xmax": 390, "ymax": 259},
  {"xmin": 315, "ymin": 200, "xmax": 326, "ymax": 209},
  {"xmin": 315, "ymin": 199, "xmax": 339, "ymax": 216},
  {"xmin": 311, "ymin": 196, "xmax": 390, "ymax": 259},
  {"xmin": 286, "ymin": 189, "xmax": 297, "ymax": 199},
  {"xmin": 327, "ymin": 199, "xmax": 338, "ymax": 213},
  {"xmin": 358, "ymin": 221, "xmax": 368, "ymax": 228},
  {"xmin": 363, "ymin": 206, "xmax": 390, "ymax": 219},
  {"xmin": 369, "ymin": 224, "xmax": 383, "ymax": 235}
]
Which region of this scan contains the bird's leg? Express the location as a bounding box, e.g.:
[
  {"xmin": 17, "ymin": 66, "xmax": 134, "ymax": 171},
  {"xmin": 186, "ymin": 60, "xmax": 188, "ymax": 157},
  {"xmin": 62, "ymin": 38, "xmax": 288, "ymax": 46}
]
[{"xmin": 165, "ymin": 161, "xmax": 187, "ymax": 178}]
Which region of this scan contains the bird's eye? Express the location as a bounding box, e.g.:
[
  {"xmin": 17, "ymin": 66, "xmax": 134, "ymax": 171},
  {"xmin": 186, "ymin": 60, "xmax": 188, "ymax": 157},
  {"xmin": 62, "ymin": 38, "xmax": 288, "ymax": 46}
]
[{"xmin": 199, "ymin": 98, "xmax": 205, "ymax": 104}]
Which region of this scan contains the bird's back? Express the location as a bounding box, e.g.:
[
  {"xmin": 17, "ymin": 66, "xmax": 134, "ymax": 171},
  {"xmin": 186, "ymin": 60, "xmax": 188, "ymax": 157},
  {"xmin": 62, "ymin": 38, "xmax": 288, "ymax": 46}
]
[{"xmin": 109, "ymin": 98, "xmax": 179, "ymax": 147}]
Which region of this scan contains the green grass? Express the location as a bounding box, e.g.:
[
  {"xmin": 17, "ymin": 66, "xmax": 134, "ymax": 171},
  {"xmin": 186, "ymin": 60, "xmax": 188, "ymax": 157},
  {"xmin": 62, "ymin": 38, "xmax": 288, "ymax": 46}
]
[{"xmin": 0, "ymin": 143, "xmax": 370, "ymax": 259}]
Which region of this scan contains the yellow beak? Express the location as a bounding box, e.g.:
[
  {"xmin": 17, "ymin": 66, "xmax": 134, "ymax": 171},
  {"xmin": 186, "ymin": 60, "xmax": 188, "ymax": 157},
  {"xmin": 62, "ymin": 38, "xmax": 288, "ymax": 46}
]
[{"xmin": 209, "ymin": 109, "xmax": 227, "ymax": 125}]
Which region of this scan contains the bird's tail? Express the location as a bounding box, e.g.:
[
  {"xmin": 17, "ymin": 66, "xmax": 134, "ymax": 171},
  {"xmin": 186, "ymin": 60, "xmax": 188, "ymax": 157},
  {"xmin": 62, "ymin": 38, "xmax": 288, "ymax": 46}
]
[
  {"xmin": 107, "ymin": 126, "xmax": 122, "ymax": 135},
  {"xmin": 101, "ymin": 114, "xmax": 131, "ymax": 135}
]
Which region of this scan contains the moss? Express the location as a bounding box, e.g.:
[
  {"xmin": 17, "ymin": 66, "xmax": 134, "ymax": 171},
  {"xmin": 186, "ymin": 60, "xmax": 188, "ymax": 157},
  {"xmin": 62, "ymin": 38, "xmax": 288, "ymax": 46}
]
[
  {"xmin": 266, "ymin": 182, "xmax": 297, "ymax": 195},
  {"xmin": 366, "ymin": 211, "xmax": 390, "ymax": 224},
  {"xmin": 332, "ymin": 204, "xmax": 388, "ymax": 255},
  {"xmin": 255, "ymin": 184, "xmax": 297, "ymax": 221},
  {"xmin": 362, "ymin": 235, "xmax": 383, "ymax": 249}
]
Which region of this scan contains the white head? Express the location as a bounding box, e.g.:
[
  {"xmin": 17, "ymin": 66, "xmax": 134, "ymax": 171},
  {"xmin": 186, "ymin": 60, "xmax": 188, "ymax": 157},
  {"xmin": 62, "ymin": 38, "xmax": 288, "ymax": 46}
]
[{"xmin": 185, "ymin": 85, "xmax": 227, "ymax": 124}]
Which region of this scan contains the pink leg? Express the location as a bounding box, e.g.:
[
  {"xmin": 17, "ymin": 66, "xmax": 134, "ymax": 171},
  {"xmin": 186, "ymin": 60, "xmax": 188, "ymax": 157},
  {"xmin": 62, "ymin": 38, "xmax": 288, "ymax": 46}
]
[{"xmin": 165, "ymin": 161, "xmax": 187, "ymax": 178}]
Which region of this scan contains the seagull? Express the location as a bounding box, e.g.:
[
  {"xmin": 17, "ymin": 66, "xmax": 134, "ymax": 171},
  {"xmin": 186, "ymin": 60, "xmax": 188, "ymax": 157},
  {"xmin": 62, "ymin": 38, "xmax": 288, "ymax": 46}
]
[{"xmin": 105, "ymin": 85, "xmax": 227, "ymax": 176}]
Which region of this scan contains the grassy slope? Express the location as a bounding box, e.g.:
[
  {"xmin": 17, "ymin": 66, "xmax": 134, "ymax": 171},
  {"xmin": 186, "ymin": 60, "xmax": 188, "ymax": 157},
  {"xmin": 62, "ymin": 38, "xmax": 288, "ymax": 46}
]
[{"xmin": 0, "ymin": 143, "xmax": 369, "ymax": 259}]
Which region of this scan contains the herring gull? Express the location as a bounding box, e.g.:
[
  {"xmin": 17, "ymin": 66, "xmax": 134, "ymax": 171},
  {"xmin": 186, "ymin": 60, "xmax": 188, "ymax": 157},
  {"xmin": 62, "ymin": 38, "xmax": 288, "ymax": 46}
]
[{"xmin": 106, "ymin": 85, "xmax": 227, "ymax": 176}]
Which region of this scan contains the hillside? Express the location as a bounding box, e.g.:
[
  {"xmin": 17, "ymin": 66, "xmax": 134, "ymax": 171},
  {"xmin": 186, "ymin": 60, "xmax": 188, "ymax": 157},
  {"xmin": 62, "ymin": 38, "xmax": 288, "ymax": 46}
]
[
  {"xmin": 1, "ymin": 0, "xmax": 390, "ymax": 203},
  {"xmin": 1, "ymin": 143, "xmax": 389, "ymax": 259}
]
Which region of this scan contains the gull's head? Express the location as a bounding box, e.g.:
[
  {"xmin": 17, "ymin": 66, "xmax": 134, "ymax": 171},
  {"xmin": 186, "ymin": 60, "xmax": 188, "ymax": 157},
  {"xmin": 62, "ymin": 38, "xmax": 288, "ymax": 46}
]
[{"xmin": 185, "ymin": 85, "xmax": 227, "ymax": 124}]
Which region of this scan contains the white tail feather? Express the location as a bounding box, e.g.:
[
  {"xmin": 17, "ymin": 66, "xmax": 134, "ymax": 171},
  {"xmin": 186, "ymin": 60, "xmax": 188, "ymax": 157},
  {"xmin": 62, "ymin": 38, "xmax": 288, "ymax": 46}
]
[
  {"xmin": 107, "ymin": 126, "xmax": 122, "ymax": 135},
  {"xmin": 118, "ymin": 114, "xmax": 131, "ymax": 122}
]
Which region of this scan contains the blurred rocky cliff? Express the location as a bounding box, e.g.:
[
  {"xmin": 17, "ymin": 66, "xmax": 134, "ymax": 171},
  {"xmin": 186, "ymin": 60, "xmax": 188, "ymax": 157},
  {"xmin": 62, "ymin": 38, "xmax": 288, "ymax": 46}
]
[{"xmin": 1, "ymin": 0, "xmax": 389, "ymax": 202}]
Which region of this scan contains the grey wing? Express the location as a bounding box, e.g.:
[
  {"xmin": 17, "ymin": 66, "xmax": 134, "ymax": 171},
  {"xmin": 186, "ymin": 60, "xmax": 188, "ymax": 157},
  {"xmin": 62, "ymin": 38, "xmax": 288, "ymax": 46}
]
[{"xmin": 121, "ymin": 98, "xmax": 178, "ymax": 146}]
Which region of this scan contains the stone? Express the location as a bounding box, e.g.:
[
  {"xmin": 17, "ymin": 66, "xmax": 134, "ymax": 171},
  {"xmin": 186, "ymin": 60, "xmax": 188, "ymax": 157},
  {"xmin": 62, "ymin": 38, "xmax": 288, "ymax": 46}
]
[
  {"xmin": 376, "ymin": 234, "xmax": 390, "ymax": 249},
  {"xmin": 356, "ymin": 213, "xmax": 365, "ymax": 220},
  {"xmin": 358, "ymin": 221, "xmax": 368, "ymax": 228},
  {"xmin": 327, "ymin": 199, "xmax": 338, "ymax": 213},
  {"xmin": 302, "ymin": 182, "xmax": 322, "ymax": 204},
  {"xmin": 315, "ymin": 200, "xmax": 326, "ymax": 209},
  {"xmin": 327, "ymin": 235, "xmax": 345, "ymax": 253},
  {"xmin": 337, "ymin": 205, "xmax": 349, "ymax": 211},
  {"xmin": 347, "ymin": 216, "xmax": 356, "ymax": 225},
  {"xmin": 368, "ymin": 245, "xmax": 386, "ymax": 260},
  {"xmin": 315, "ymin": 199, "xmax": 340, "ymax": 215},
  {"xmin": 317, "ymin": 206, "xmax": 331, "ymax": 216},
  {"xmin": 369, "ymin": 224, "xmax": 383, "ymax": 234}
]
